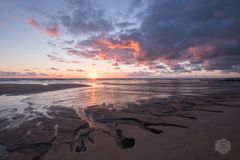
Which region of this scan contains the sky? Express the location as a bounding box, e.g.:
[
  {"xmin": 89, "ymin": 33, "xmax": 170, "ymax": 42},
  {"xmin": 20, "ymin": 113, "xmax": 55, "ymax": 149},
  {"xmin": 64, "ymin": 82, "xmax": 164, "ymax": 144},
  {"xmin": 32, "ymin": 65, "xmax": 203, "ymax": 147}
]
[{"xmin": 0, "ymin": 0, "xmax": 240, "ymax": 78}]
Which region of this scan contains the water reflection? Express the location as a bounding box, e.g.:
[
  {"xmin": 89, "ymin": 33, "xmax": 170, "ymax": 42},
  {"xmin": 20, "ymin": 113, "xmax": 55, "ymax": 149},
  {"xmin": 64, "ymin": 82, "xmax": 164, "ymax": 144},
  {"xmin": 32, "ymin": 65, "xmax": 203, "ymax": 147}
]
[{"xmin": 89, "ymin": 83, "xmax": 97, "ymax": 106}]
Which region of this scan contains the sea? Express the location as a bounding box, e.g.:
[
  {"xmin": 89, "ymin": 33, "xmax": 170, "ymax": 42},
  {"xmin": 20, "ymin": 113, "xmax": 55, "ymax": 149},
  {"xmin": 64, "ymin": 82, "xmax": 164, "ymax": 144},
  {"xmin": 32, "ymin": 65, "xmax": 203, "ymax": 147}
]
[{"xmin": 0, "ymin": 78, "xmax": 239, "ymax": 129}]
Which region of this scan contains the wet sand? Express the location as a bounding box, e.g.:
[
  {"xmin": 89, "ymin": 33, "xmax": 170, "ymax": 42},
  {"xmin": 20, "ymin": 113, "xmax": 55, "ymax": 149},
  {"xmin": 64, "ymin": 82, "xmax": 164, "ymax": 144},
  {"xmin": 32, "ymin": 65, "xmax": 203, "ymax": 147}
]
[
  {"xmin": 0, "ymin": 84, "xmax": 89, "ymax": 95},
  {"xmin": 0, "ymin": 89, "xmax": 240, "ymax": 160}
]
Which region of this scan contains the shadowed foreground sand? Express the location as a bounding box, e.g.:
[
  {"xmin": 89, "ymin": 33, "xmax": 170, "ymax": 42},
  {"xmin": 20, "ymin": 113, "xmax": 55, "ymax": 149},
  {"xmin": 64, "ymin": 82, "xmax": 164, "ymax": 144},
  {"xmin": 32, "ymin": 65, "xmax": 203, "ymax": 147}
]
[{"xmin": 0, "ymin": 88, "xmax": 240, "ymax": 160}]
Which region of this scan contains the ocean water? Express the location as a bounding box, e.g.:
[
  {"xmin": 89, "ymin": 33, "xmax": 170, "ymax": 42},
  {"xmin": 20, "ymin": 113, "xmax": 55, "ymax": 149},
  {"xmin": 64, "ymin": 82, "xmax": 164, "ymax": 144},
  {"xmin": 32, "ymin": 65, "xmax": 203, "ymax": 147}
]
[{"xmin": 0, "ymin": 78, "xmax": 239, "ymax": 129}]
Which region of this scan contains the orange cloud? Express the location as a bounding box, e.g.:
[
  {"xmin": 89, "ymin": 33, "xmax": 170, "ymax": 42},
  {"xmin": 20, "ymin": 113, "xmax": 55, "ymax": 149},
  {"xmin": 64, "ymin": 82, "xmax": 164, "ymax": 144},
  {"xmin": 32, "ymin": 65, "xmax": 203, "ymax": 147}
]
[
  {"xmin": 28, "ymin": 17, "xmax": 60, "ymax": 37},
  {"xmin": 99, "ymin": 53, "xmax": 109, "ymax": 60},
  {"xmin": 70, "ymin": 37, "xmax": 144, "ymax": 66},
  {"xmin": 99, "ymin": 38, "xmax": 142, "ymax": 58}
]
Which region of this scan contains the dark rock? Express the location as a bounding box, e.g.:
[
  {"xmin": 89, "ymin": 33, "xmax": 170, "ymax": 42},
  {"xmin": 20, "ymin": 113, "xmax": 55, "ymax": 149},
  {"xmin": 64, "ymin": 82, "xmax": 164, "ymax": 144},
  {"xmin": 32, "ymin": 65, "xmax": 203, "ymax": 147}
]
[{"xmin": 119, "ymin": 138, "xmax": 135, "ymax": 149}]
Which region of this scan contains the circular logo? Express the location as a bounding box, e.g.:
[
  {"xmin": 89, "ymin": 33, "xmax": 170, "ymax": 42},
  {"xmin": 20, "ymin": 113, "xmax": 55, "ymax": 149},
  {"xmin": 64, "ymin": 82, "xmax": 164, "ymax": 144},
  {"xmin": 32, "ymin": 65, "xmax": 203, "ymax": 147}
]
[{"xmin": 215, "ymin": 138, "xmax": 231, "ymax": 155}]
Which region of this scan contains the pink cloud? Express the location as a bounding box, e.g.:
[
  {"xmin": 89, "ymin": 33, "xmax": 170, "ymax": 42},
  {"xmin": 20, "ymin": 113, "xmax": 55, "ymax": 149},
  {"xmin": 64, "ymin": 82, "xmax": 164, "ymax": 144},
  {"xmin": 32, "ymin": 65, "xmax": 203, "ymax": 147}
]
[
  {"xmin": 99, "ymin": 53, "xmax": 109, "ymax": 60},
  {"xmin": 112, "ymin": 62, "xmax": 119, "ymax": 66},
  {"xmin": 98, "ymin": 38, "xmax": 143, "ymax": 59},
  {"xmin": 28, "ymin": 17, "xmax": 60, "ymax": 37},
  {"xmin": 69, "ymin": 37, "xmax": 144, "ymax": 66}
]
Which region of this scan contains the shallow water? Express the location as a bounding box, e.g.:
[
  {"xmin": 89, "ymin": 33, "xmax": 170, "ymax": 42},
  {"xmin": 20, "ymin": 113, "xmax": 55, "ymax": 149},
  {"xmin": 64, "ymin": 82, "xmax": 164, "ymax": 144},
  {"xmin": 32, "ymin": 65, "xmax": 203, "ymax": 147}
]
[{"xmin": 0, "ymin": 78, "xmax": 239, "ymax": 129}]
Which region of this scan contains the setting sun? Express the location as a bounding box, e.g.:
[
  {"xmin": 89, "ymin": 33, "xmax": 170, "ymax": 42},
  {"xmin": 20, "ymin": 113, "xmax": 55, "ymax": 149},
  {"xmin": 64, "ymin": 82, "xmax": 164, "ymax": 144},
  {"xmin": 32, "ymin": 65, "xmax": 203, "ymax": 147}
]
[{"xmin": 88, "ymin": 72, "xmax": 98, "ymax": 79}]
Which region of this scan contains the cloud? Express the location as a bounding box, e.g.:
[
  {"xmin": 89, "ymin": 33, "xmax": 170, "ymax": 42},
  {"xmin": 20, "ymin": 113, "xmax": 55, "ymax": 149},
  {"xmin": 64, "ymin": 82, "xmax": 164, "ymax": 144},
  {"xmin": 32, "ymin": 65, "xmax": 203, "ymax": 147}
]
[
  {"xmin": 66, "ymin": 36, "xmax": 143, "ymax": 65},
  {"xmin": 47, "ymin": 42, "xmax": 58, "ymax": 47},
  {"xmin": 128, "ymin": 0, "xmax": 145, "ymax": 12},
  {"xmin": 51, "ymin": 67, "xmax": 59, "ymax": 71},
  {"xmin": 187, "ymin": 42, "xmax": 240, "ymax": 72},
  {"xmin": 28, "ymin": 17, "xmax": 60, "ymax": 36},
  {"xmin": 0, "ymin": 71, "xmax": 49, "ymax": 77},
  {"xmin": 116, "ymin": 22, "xmax": 136, "ymax": 28},
  {"xmin": 45, "ymin": 0, "xmax": 240, "ymax": 74},
  {"xmin": 65, "ymin": 69, "xmax": 84, "ymax": 72},
  {"xmin": 65, "ymin": 69, "xmax": 85, "ymax": 72},
  {"xmin": 112, "ymin": 62, "xmax": 119, "ymax": 66},
  {"xmin": 0, "ymin": 71, "xmax": 21, "ymax": 77},
  {"xmin": 47, "ymin": 54, "xmax": 80, "ymax": 63},
  {"xmin": 58, "ymin": 0, "xmax": 113, "ymax": 35},
  {"xmin": 127, "ymin": 71, "xmax": 154, "ymax": 78},
  {"xmin": 62, "ymin": 40, "xmax": 75, "ymax": 45},
  {"xmin": 47, "ymin": 54, "xmax": 67, "ymax": 63},
  {"xmin": 76, "ymin": 69, "xmax": 84, "ymax": 72},
  {"xmin": 126, "ymin": 0, "xmax": 240, "ymax": 72},
  {"xmin": 71, "ymin": 60, "xmax": 81, "ymax": 64},
  {"xmin": 99, "ymin": 53, "xmax": 109, "ymax": 60}
]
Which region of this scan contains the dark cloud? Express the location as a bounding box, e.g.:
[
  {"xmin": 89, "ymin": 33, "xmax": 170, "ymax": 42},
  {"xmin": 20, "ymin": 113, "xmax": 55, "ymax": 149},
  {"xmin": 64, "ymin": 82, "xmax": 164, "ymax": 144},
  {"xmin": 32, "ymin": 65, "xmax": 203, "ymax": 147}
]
[
  {"xmin": 58, "ymin": 0, "xmax": 113, "ymax": 35},
  {"xmin": 46, "ymin": 0, "xmax": 240, "ymax": 74},
  {"xmin": 148, "ymin": 64, "xmax": 166, "ymax": 71},
  {"xmin": 116, "ymin": 22, "xmax": 136, "ymax": 28},
  {"xmin": 128, "ymin": 0, "xmax": 240, "ymax": 72},
  {"xmin": 127, "ymin": 0, "xmax": 146, "ymax": 15},
  {"xmin": 127, "ymin": 71, "xmax": 153, "ymax": 78},
  {"xmin": 169, "ymin": 63, "xmax": 191, "ymax": 73}
]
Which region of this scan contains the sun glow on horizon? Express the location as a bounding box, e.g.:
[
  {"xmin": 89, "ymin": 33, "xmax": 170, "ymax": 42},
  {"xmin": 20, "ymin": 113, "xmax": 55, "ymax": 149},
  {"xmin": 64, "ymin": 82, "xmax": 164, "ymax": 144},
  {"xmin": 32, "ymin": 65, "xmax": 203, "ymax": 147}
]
[{"xmin": 88, "ymin": 72, "xmax": 98, "ymax": 80}]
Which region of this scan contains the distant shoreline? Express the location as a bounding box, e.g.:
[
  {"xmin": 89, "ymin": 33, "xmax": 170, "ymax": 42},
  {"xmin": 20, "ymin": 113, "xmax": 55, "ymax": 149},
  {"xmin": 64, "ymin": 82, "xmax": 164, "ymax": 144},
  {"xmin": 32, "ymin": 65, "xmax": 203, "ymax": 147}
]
[
  {"xmin": 0, "ymin": 83, "xmax": 90, "ymax": 96},
  {"xmin": 0, "ymin": 77, "xmax": 240, "ymax": 80}
]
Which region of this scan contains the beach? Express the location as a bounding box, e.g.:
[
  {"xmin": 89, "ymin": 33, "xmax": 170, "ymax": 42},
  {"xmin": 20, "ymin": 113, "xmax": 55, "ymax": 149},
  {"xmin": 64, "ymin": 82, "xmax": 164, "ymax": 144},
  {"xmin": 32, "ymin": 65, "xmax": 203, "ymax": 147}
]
[{"xmin": 0, "ymin": 79, "xmax": 240, "ymax": 160}]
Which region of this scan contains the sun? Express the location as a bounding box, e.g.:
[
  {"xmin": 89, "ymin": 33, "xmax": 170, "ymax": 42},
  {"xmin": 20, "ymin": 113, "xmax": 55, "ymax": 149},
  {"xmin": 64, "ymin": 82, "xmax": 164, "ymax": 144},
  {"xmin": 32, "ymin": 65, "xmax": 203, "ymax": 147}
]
[{"xmin": 88, "ymin": 72, "xmax": 98, "ymax": 80}]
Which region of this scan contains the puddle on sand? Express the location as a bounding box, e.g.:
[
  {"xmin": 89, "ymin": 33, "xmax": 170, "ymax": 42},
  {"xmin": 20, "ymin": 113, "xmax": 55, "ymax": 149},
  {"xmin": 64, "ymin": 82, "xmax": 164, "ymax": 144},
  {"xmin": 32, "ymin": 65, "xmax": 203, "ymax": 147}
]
[{"xmin": 0, "ymin": 84, "xmax": 170, "ymax": 130}]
